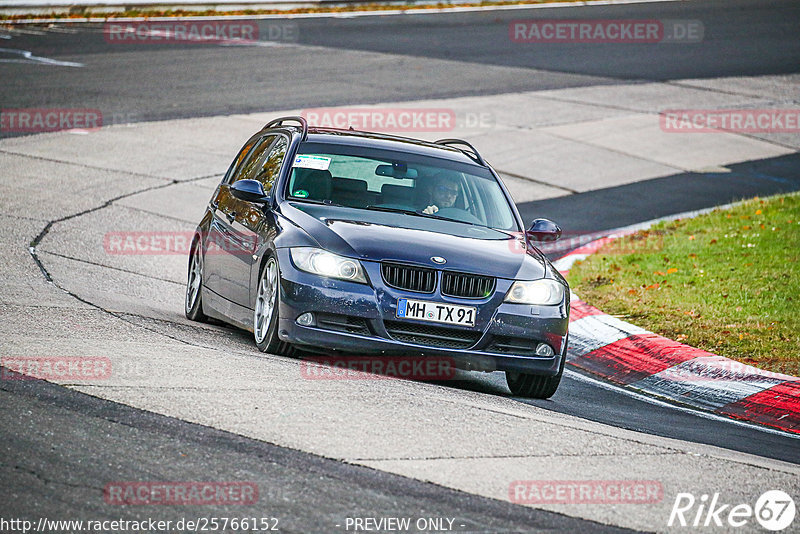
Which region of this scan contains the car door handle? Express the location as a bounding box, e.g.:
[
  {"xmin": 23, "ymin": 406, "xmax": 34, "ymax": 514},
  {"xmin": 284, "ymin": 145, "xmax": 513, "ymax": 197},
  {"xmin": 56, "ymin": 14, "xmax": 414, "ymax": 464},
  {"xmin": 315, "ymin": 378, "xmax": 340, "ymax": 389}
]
[{"xmin": 226, "ymin": 211, "xmax": 236, "ymax": 223}]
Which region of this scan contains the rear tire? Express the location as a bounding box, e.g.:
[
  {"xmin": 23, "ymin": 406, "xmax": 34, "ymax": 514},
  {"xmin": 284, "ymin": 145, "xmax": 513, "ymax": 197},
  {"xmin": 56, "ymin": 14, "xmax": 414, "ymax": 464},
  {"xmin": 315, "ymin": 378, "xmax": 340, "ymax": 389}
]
[
  {"xmin": 505, "ymin": 340, "xmax": 567, "ymax": 399},
  {"xmin": 185, "ymin": 239, "xmax": 208, "ymax": 322},
  {"xmin": 253, "ymin": 254, "xmax": 295, "ymax": 357}
]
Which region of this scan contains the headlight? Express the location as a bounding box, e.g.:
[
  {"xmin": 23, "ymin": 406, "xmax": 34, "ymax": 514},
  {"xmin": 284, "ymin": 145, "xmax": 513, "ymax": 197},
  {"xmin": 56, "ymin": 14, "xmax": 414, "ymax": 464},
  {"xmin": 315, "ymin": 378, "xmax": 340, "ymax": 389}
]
[
  {"xmin": 504, "ymin": 279, "xmax": 565, "ymax": 305},
  {"xmin": 290, "ymin": 248, "xmax": 367, "ymax": 283}
]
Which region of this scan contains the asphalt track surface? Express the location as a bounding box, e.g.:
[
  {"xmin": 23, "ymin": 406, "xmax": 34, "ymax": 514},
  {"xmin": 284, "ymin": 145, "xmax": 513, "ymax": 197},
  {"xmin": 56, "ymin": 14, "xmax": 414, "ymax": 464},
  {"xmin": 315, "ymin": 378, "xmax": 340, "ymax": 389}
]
[
  {"xmin": 2, "ymin": 0, "xmax": 800, "ymax": 530},
  {"xmin": 1, "ymin": 376, "xmax": 633, "ymax": 533},
  {"xmin": 1, "ymin": 0, "xmax": 799, "ymax": 127}
]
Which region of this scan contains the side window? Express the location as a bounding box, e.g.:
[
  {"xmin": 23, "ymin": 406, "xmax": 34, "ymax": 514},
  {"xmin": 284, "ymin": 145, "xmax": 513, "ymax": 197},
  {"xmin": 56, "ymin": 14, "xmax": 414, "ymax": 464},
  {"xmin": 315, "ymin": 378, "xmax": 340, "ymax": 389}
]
[
  {"xmin": 231, "ymin": 135, "xmax": 276, "ymax": 184},
  {"xmin": 253, "ymin": 136, "xmax": 288, "ymax": 192},
  {"xmin": 223, "ymin": 138, "xmax": 259, "ymax": 183}
]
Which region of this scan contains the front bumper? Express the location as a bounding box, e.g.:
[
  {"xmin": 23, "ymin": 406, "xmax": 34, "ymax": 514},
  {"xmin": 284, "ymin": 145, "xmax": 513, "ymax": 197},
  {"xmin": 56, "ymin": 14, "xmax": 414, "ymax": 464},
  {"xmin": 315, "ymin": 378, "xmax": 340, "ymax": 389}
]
[{"xmin": 274, "ymin": 249, "xmax": 569, "ymax": 375}]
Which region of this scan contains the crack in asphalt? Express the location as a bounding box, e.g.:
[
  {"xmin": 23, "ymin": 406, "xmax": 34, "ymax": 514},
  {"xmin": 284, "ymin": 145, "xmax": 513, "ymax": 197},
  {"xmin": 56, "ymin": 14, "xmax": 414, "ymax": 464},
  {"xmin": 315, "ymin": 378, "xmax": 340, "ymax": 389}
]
[
  {"xmin": 0, "ymin": 148, "xmax": 177, "ymax": 180},
  {"xmin": 666, "ymin": 79, "xmax": 800, "ymax": 104},
  {"xmin": 114, "ymin": 202, "xmax": 204, "ymax": 225},
  {"xmin": 37, "ymin": 250, "xmax": 184, "ymax": 286},
  {"xmin": 0, "ymin": 461, "xmax": 105, "ymax": 493},
  {"xmin": 0, "ymin": 211, "xmax": 48, "ymax": 222},
  {"xmin": 26, "ymin": 167, "xmax": 224, "ymax": 350},
  {"xmin": 531, "ymin": 87, "xmax": 800, "ymax": 152}
]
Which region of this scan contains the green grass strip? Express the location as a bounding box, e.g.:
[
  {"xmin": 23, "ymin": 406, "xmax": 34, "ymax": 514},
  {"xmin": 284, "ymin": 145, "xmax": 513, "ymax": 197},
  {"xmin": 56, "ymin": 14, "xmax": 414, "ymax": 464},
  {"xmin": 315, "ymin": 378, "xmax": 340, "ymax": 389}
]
[{"xmin": 567, "ymin": 193, "xmax": 800, "ymax": 376}]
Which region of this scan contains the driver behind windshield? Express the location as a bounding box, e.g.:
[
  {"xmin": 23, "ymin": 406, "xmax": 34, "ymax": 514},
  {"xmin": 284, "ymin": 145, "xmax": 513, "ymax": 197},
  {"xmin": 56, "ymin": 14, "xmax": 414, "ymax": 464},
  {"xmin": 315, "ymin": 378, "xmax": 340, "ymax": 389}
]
[{"xmin": 422, "ymin": 173, "xmax": 460, "ymax": 215}]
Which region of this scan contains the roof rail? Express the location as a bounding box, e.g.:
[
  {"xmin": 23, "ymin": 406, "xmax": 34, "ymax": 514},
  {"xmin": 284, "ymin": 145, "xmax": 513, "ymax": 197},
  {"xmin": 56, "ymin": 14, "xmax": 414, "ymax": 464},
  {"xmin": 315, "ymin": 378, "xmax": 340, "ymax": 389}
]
[
  {"xmin": 434, "ymin": 138, "xmax": 486, "ymax": 165},
  {"xmin": 264, "ymin": 116, "xmax": 308, "ymax": 141}
]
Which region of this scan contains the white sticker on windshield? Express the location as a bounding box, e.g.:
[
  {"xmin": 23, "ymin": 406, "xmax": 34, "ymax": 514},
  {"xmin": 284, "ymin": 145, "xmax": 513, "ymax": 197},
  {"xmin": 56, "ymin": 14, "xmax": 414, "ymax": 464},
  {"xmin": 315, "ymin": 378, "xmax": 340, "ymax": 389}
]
[{"xmin": 293, "ymin": 155, "xmax": 331, "ymax": 171}]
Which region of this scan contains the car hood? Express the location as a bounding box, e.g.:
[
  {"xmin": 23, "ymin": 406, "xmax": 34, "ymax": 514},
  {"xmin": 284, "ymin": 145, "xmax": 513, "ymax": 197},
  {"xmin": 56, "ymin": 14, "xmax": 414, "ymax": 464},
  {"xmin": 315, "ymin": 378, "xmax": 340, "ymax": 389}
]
[{"xmin": 283, "ymin": 202, "xmax": 548, "ymax": 280}]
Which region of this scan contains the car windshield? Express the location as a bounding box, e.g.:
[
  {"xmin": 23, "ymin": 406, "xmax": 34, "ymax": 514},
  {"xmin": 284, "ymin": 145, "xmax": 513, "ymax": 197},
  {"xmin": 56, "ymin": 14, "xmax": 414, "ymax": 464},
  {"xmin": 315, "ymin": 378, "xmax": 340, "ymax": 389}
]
[{"xmin": 285, "ymin": 142, "xmax": 518, "ymax": 231}]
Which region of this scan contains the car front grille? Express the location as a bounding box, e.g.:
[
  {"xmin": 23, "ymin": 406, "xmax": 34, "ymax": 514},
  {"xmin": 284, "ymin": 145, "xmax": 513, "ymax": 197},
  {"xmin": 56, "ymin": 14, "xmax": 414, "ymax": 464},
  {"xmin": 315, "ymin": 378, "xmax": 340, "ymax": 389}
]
[
  {"xmin": 384, "ymin": 320, "xmax": 480, "ymax": 349},
  {"xmin": 381, "ymin": 262, "xmax": 495, "ymax": 298},
  {"xmin": 441, "ymin": 271, "xmax": 495, "ymax": 299},
  {"xmin": 381, "ymin": 263, "xmax": 436, "ymax": 293}
]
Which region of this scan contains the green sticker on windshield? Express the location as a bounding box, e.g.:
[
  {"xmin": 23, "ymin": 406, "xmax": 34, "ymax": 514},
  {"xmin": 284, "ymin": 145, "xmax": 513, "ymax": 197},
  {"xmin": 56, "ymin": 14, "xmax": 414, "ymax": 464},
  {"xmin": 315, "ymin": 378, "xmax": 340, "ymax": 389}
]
[{"xmin": 294, "ymin": 189, "xmax": 309, "ymax": 198}]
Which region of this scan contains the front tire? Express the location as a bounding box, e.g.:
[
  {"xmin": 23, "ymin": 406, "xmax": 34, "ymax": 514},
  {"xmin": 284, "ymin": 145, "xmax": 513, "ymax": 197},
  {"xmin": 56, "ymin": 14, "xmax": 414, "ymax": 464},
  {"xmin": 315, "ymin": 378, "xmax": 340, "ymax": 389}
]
[
  {"xmin": 185, "ymin": 239, "xmax": 208, "ymax": 322},
  {"xmin": 505, "ymin": 342, "xmax": 567, "ymax": 399},
  {"xmin": 253, "ymin": 254, "xmax": 295, "ymax": 356}
]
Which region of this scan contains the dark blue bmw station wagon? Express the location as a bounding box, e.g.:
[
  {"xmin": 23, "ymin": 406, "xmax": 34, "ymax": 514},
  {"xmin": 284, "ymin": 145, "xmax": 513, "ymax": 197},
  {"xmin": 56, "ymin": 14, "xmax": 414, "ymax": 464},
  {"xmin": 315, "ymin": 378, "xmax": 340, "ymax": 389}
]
[{"xmin": 186, "ymin": 117, "xmax": 570, "ymax": 398}]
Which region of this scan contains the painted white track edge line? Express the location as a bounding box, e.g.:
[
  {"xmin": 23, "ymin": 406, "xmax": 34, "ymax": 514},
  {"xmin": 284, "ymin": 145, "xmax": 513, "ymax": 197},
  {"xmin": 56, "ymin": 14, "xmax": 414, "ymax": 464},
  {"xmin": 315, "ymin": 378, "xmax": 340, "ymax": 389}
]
[{"xmin": 564, "ymin": 368, "xmax": 800, "ymax": 440}]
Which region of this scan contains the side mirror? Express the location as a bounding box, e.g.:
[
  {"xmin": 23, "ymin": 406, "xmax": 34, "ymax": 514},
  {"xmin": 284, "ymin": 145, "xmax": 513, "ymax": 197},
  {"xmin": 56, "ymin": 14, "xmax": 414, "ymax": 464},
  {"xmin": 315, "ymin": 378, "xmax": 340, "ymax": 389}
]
[
  {"xmin": 230, "ymin": 179, "xmax": 270, "ymax": 204},
  {"xmin": 526, "ymin": 218, "xmax": 562, "ymax": 242}
]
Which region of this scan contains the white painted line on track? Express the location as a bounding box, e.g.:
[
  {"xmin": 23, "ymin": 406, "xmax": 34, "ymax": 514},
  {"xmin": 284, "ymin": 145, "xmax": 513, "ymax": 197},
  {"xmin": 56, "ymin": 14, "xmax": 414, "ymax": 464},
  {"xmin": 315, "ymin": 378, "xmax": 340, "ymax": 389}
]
[
  {"xmin": 564, "ymin": 368, "xmax": 800, "ymax": 439},
  {"xmin": 0, "ymin": 47, "xmax": 83, "ymax": 66}
]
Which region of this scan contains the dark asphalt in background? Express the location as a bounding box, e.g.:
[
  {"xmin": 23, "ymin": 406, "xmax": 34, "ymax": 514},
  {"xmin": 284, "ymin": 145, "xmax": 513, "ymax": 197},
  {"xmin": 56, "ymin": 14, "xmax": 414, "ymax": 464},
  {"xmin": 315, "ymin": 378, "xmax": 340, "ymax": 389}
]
[
  {"xmin": 0, "ymin": 373, "xmax": 635, "ymax": 534},
  {"xmin": 1, "ymin": 0, "xmax": 798, "ymax": 130},
  {"xmin": 2, "ymin": 0, "xmax": 800, "ymax": 529},
  {"xmin": 297, "ymin": 0, "xmax": 800, "ymax": 80},
  {"xmin": 519, "ymin": 154, "xmax": 800, "ymax": 242}
]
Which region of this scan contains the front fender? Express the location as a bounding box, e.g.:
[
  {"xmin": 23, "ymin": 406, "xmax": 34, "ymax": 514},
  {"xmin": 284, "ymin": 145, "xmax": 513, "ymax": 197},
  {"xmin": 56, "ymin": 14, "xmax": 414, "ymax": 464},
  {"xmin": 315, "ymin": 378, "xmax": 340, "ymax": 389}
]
[{"xmin": 249, "ymin": 210, "xmax": 320, "ymax": 309}]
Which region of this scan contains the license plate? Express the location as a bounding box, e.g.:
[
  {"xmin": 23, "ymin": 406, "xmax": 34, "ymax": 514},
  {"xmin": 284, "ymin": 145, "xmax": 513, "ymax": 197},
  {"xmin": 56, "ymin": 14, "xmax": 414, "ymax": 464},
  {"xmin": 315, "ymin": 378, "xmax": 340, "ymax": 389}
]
[{"xmin": 396, "ymin": 298, "xmax": 476, "ymax": 327}]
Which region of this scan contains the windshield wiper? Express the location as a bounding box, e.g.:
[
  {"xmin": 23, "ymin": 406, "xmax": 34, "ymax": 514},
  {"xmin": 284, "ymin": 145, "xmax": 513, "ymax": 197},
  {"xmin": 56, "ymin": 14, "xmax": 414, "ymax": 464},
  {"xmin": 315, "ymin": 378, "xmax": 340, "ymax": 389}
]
[
  {"xmin": 290, "ymin": 198, "xmax": 344, "ymax": 207},
  {"xmin": 421, "ymin": 211, "xmax": 479, "ymax": 227},
  {"xmin": 364, "ymin": 205, "xmax": 478, "ymax": 226},
  {"xmin": 364, "ymin": 205, "xmax": 422, "ymax": 217}
]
